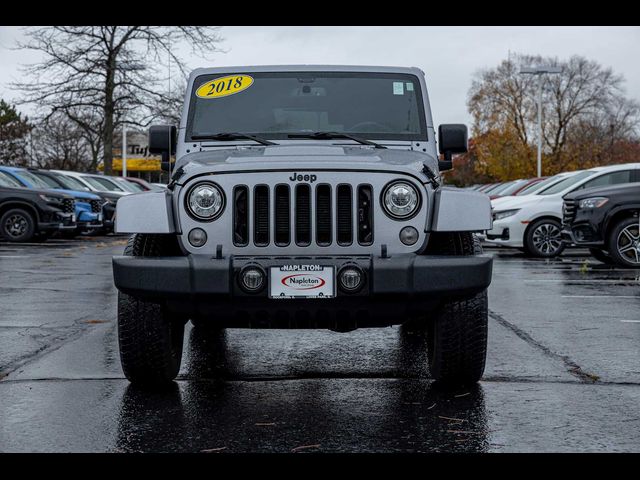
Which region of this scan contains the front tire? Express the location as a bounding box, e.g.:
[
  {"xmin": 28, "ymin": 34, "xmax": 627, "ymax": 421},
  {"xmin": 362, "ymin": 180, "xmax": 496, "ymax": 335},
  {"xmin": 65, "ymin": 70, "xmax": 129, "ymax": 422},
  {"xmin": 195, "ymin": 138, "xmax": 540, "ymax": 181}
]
[
  {"xmin": 427, "ymin": 290, "xmax": 488, "ymax": 386},
  {"xmin": 0, "ymin": 208, "xmax": 36, "ymax": 242},
  {"xmin": 607, "ymin": 216, "xmax": 640, "ymax": 268},
  {"xmin": 589, "ymin": 248, "xmax": 615, "ymax": 265},
  {"xmin": 117, "ymin": 234, "xmax": 185, "ymax": 386},
  {"xmin": 405, "ymin": 232, "xmax": 488, "ymax": 386},
  {"xmin": 523, "ymin": 218, "xmax": 565, "ymax": 257}
]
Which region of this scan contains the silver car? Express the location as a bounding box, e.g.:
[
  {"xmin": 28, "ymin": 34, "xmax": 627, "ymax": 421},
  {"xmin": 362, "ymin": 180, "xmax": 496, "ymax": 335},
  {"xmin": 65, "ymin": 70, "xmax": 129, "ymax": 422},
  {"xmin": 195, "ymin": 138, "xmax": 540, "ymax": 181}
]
[{"xmin": 113, "ymin": 65, "xmax": 493, "ymax": 387}]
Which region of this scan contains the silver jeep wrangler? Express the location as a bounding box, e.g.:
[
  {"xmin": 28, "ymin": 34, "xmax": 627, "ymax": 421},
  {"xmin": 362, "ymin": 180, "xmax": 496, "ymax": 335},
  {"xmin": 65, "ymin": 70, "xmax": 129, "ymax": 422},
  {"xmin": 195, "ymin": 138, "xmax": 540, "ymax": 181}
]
[{"xmin": 112, "ymin": 65, "xmax": 493, "ymax": 386}]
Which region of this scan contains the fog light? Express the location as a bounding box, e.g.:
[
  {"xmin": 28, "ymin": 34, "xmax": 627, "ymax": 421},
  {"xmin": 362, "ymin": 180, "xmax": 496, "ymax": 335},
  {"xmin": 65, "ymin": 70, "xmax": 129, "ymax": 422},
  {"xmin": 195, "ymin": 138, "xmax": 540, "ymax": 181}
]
[
  {"xmin": 240, "ymin": 266, "xmax": 265, "ymax": 292},
  {"xmin": 399, "ymin": 226, "xmax": 419, "ymax": 245},
  {"xmin": 339, "ymin": 266, "xmax": 363, "ymax": 292},
  {"xmin": 188, "ymin": 228, "xmax": 207, "ymax": 247}
]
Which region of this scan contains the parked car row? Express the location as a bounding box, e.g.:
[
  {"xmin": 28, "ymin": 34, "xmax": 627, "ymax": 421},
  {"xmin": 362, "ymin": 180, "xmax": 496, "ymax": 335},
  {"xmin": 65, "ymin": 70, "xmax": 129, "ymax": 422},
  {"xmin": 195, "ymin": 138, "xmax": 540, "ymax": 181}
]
[
  {"xmin": 473, "ymin": 163, "xmax": 640, "ymax": 267},
  {"xmin": 0, "ymin": 165, "xmax": 163, "ymax": 243}
]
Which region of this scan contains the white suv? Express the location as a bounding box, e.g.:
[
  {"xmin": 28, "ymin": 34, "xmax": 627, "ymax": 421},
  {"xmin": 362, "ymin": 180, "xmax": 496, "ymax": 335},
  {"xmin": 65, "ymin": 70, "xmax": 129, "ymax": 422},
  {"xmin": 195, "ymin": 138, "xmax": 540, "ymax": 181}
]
[{"xmin": 485, "ymin": 163, "xmax": 640, "ymax": 257}]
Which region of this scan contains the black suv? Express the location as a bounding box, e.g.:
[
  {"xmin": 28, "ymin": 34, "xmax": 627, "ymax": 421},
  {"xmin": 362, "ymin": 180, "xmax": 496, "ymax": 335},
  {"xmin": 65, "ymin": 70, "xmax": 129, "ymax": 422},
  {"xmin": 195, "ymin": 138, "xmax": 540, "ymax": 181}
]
[
  {"xmin": 562, "ymin": 182, "xmax": 640, "ymax": 267},
  {"xmin": 29, "ymin": 168, "xmax": 118, "ymax": 234},
  {"xmin": 0, "ymin": 170, "xmax": 76, "ymax": 242}
]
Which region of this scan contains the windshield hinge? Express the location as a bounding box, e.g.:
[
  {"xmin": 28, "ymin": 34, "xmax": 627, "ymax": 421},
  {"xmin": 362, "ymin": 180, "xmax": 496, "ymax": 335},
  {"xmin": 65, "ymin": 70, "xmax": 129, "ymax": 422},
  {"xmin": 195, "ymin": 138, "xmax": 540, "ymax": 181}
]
[
  {"xmin": 167, "ymin": 166, "xmax": 185, "ymax": 190},
  {"xmin": 422, "ymin": 164, "xmax": 440, "ymax": 189}
]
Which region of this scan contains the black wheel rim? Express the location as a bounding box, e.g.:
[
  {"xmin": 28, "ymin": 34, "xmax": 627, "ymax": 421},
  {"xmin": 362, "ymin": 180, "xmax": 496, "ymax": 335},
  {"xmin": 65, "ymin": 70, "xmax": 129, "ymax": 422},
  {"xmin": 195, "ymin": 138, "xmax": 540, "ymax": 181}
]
[
  {"xmin": 616, "ymin": 222, "xmax": 640, "ymax": 265},
  {"xmin": 4, "ymin": 214, "xmax": 28, "ymax": 238},
  {"xmin": 532, "ymin": 223, "xmax": 562, "ymax": 255}
]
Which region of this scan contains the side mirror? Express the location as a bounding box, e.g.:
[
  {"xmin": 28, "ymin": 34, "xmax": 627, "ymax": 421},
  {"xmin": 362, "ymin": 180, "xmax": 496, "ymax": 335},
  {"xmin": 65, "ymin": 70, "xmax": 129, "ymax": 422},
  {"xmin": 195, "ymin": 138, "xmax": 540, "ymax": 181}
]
[
  {"xmin": 149, "ymin": 125, "xmax": 177, "ymax": 172},
  {"xmin": 438, "ymin": 124, "xmax": 468, "ymax": 171}
]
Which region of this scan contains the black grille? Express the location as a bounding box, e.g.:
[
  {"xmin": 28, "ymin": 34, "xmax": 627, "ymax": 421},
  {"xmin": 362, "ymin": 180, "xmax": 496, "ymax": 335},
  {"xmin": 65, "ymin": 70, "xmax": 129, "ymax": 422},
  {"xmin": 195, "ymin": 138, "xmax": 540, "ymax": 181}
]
[
  {"xmin": 231, "ymin": 183, "xmax": 374, "ymax": 248},
  {"xmin": 233, "ymin": 186, "xmax": 249, "ymax": 246},
  {"xmin": 357, "ymin": 185, "xmax": 374, "ymax": 245},
  {"xmin": 90, "ymin": 199, "xmax": 102, "ymax": 213},
  {"xmin": 316, "ymin": 184, "xmax": 332, "ymax": 246},
  {"xmin": 336, "ymin": 185, "xmax": 353, "ymax": 246},
  {"xmin": 61, "ymin": 198, "xmax": 75, "ymax": 214},
  {"xmin": 563, "ymin": 199, "xmax": 576, "ymax": 226},
  {"xmin": 254, "ymin": 185, "xmax": 269, "ymax": 246},
  {"xmin": 274, "ymin": 185, "xmax": 290, "ymax": 246},
  {"xmin": 295, "ymin": 184, "xmax": 311, "ymax": 246}
]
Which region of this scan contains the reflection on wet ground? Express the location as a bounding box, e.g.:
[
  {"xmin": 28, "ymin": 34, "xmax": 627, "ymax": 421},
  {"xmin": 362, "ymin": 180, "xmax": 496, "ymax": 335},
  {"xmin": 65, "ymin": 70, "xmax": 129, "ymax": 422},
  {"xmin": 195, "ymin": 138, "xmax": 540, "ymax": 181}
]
[
  {"xmin": 1, "ymin": 238, "xmax": 639, "ymax": 452},
  {"xmin": 116, "ymin": 326, "xmax": 488, "ymax": 453}
]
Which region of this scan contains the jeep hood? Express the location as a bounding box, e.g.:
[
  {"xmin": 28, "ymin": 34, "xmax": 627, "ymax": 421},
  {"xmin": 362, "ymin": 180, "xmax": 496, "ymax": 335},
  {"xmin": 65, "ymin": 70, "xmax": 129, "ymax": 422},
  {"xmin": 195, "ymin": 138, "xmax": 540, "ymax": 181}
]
[{"xmin": 174, "ymin": 144, "xmax": 439, "ymax": 184}]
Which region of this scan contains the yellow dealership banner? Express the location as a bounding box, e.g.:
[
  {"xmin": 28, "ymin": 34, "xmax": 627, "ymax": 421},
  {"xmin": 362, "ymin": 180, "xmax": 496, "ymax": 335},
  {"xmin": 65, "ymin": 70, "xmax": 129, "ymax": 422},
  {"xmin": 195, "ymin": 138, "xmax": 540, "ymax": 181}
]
[{"xmin": 98, "ymin": 157, "xmax": 161, "ymax": 172}]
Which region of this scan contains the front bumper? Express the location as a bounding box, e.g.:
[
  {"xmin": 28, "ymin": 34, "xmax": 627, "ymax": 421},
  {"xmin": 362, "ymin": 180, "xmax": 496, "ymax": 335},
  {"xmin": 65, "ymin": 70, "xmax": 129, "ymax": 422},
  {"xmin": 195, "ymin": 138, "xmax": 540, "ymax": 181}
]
[
  {"xmin": 561, "ymin": 226, "xmax": 604, "ymax": 247},
  {"xmin": 112, "ymin": 253, "xmax": 493, "ymax": 326},
  {"xmin": 484, "ymin": 217, "xmax": 527, "ymax": 248},
  {"xmin": 38, "ymin": 212, "xmax": 77, "ymax": 232}
]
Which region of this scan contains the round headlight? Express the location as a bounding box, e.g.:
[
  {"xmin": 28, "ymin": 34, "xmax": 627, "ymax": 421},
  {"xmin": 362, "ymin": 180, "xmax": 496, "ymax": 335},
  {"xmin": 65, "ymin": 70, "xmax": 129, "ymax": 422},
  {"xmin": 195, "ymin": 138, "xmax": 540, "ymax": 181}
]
[
  {"xmin": 382, "ymin": 181, "xmax": 420, "ymax": 219},
  {"xmin": 186, "ymin": 182, "xmax": 224, "ymax": 220}
]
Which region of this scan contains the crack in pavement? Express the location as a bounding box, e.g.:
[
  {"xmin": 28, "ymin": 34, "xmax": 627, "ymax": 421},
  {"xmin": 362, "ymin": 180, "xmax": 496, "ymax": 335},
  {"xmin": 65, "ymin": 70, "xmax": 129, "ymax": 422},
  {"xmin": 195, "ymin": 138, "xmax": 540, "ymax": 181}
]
[
  {"xmin": 0, "ymin": 315, "xmax": 109, "ymax": 380},
  {"xmin": 489, "ymin": 310, "xmax": 601, "ymax": 384}
]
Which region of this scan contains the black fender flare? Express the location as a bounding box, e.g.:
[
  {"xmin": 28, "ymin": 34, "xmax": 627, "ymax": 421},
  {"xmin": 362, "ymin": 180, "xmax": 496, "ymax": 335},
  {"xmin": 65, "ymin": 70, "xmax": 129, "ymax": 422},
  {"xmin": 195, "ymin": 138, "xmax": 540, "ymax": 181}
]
[
  {"xmin": 603, "ymin": 204, "xmax": 640, "ymax": 234},
  {"xmin": 0, "ymin": 200, "xmax": 41, "ymax": 223}
]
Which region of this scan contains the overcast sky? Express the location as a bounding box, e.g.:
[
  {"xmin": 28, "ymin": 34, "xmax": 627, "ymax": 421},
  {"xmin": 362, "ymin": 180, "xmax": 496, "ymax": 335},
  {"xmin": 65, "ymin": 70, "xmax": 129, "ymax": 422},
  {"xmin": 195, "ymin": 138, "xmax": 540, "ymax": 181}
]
[{"xmin": 1, "ymin": 26, "xmax": 639, "ymax": 126}]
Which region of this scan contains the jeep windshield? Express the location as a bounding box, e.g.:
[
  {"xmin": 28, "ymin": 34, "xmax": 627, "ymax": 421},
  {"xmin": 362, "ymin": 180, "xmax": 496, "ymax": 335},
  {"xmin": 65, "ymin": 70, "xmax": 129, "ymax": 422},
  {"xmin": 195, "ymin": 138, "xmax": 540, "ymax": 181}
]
[{"xmin": 186, "ymin": 72, "xmax": 427, "ymax": 142}]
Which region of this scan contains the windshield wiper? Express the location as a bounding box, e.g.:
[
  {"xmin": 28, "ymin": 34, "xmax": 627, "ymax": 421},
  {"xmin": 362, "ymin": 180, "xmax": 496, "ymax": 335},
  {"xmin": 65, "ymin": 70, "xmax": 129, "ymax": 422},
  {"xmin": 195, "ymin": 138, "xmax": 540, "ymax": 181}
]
[
  {"xmin": 191, "ymin": 132, "xmax": 277, "ymax": 146},
  {"xmin": 287, "ymin": 131, "xmax": 387, "ymax": 149}
]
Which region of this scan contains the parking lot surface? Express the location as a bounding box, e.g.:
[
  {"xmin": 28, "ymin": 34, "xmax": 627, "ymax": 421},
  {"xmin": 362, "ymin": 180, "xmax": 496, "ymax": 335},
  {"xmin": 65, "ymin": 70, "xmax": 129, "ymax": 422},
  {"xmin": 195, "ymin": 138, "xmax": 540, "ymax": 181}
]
[{"xmin": 0, "ymin": 236, "xmax": 639, "ymax": 452}]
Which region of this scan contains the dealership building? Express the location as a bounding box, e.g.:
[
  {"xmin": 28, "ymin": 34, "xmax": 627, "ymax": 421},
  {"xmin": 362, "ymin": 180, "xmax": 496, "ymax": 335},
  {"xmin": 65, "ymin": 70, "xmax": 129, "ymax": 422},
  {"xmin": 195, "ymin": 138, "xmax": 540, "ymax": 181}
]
[{"xmin": 99, "ymin": 130, "xmax": 169, "ymax": 183}]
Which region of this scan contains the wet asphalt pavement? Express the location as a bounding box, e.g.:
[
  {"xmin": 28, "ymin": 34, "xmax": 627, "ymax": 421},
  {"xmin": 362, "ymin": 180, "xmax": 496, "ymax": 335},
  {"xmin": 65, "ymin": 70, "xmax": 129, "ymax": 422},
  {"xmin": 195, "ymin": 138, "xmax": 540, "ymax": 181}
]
[{"xmin": 0, "ymin": 236, "xmax": 639, "ymax": 452}]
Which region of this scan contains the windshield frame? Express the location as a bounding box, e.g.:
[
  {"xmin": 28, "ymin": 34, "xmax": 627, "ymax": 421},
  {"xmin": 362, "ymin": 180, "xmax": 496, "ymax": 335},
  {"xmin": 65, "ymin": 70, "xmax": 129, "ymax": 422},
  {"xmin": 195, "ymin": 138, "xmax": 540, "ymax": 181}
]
[
  {"xmin": 186, "ymin": 71, "xmax": 428, "ymax": 143},
  {"xmin": 81, "ymin": 175, "xmax": 125, "ymax": 192},
  {"xmin": 517, "ymin": 175, "xmax": 566, "ymax": 196},
  {"xmin": 495, "ymin": 179, "xmax": 527, "ymax": 196},
  {"xmin": 50, "ymin": 172, "xmax": 90, "ymax": 191},
  {"xmin": 14, "ymin": 170, "xmax": 52, "ymax": 189},
  {"xmin": 31, "ymin": 172, "xmax": 64, "ymax": 190},
  {"xmin": 0, "ymin": 171, "xmax": 24, "ymax": 188},
  {"xmin": 537, "ymin": 171, "xmax": 596, "ymax": 195},
  {"xmin": 111, "ymin": 177, "xmax": 141, "ymax": 193},
  {"xmin": 488, "ymin": 181, "xmax": 517, "ymax": 195}
]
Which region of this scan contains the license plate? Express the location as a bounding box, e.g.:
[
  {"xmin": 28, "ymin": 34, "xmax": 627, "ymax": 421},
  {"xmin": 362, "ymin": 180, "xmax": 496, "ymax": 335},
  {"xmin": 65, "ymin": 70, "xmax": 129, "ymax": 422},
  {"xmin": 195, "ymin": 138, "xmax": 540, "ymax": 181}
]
[{"xmin": 269, "ymin": 265, "xmax": 335, "ymax": 299}]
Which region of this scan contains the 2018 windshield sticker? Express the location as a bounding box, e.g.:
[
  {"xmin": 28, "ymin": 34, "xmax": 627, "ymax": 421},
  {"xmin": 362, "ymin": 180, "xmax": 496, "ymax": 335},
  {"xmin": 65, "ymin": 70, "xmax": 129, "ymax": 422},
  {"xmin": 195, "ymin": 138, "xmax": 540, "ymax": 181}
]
[{"xmin": 196, "ymin": 75, "xmax": 254, "ymax": 99}]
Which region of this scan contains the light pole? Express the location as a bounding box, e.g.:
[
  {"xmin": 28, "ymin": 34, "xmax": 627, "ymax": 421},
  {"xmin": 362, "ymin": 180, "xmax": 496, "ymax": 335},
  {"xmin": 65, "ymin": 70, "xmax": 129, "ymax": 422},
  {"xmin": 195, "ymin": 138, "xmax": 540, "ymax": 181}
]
[
  {"xmin": 122, "ymin": 124, "xmax": 127, "ymax": 177},
  {"xmin": 519, "ymin": 66, "xmax": 562, "ymax": 178}
]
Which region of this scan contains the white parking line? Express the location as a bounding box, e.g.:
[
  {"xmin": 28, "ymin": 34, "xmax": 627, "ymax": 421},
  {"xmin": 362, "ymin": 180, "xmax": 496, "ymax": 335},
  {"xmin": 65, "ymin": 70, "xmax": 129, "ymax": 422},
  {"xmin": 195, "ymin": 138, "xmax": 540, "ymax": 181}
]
[
  {"xmin": 527, "ymin": 280, "xmax": 640, "ymax": 283},
  {"xmin": 620, "ymin": 320, "xmax": 640, "ymax": 323},
  {"xmin": 562, "ymin": 295, "xmax": 639, "ymax": 298}
]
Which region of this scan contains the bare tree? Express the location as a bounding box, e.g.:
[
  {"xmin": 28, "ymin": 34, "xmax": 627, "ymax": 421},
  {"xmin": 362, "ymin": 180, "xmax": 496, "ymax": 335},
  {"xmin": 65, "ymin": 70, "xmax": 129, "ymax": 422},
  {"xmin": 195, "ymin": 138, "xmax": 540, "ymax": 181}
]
[
  {"xmin": 148, "ymin": 78, "xmax": 187, "ymax": 126},
  {"xmin": 468, "ymin": 56, "xmax": 538, "ymax": 147},
  {"xmin": 468, "ymin": 53, "xmax": 640, "ymax": 178},
  {"xmin": 13, "ymin": 26, "xmax": 224, "ymax": 174},
  {"xmin": 30, "ymin": 112, "xmax": 92, "ymax": 171}
]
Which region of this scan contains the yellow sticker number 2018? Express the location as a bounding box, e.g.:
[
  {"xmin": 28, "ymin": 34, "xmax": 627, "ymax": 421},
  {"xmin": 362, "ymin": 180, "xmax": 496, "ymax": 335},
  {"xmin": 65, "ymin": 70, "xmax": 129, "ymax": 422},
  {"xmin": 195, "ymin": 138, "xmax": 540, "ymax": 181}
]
[{"xmin": 195, "ymin": 75, "xmax": 254, "ymax": 99}]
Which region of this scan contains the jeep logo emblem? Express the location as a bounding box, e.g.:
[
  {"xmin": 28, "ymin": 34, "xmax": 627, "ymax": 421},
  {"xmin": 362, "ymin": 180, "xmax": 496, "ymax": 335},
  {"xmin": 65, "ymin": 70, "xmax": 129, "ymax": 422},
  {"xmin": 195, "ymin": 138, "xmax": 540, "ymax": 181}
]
[{"xmin": 289, "ymin": 173, "xmax": 317, "ymax": 183}]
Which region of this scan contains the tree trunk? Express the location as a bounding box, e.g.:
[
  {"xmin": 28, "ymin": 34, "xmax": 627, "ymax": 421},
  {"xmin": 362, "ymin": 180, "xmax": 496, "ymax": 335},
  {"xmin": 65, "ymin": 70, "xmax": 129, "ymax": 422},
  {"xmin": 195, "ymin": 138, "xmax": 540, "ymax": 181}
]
[{"xmin": 102, "ymin": 53, "xmax": 116, "ymax": 176}]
